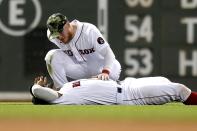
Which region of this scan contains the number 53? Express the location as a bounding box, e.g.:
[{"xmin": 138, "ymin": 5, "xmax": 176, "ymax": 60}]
[{"xmin": 124, "ymin": 48, "xmax": 153, "ymax": 76}]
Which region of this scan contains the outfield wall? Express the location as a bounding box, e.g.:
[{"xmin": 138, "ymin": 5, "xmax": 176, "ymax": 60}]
[
  {"xmin": 0, "ymin": 92, "xmax": 31, "ymax": 101},
  {"xmin": 0, "ymin": 0, "xmax": 197, "ymax": 95}
]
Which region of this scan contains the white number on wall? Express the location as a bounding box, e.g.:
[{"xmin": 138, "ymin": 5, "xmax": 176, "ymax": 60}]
[
  {"xmin": 125, "ymin": 15, "xmax": 153, "ymax": 43},
  {"xmin": 124, "ymin": 48, "xmax": 153, "ymax": 76}
]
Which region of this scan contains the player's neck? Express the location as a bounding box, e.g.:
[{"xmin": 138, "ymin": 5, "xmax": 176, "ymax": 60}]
[{"xmin": 70, "ymin": 23, "xmax": 77, "ymax": 39}]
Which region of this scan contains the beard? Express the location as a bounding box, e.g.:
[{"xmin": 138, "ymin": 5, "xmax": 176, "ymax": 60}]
[
  {"xmin": 61, "ymin": 31, "xmax": 73, "ymax": 44},
  {"xmin": 66, "ymin": 31, "xmax": 74, "ymax": 42}
]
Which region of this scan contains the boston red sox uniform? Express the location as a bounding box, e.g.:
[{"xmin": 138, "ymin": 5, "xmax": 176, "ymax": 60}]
[
  {"xmin": 46, "ymin": 20, "xmax": 121, "ymax": 88},
  {"xmin": 32, "ymin": 77, "xmax": 191, "ymax": 105}
]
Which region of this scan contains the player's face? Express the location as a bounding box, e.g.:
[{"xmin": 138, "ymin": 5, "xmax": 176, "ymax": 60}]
[{"xmin": 57, "ymin": 23, "xmax": 73, "ymax": 44}]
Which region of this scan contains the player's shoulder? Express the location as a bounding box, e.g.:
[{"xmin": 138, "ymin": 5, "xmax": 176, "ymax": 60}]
[
  {"xmin": 76, "ymin": 20, "xmax": 99, "ymax": 34},
  {"xmin": 84, "ymin": 22, "xmax": 97, "ymax": 29}
]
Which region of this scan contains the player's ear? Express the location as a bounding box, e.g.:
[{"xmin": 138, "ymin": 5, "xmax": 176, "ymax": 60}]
[{"xmin": 66, "ymin": 21, "xmax": 71, "ymax": 27}]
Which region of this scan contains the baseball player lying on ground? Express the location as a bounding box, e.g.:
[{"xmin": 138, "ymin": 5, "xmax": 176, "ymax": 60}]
[{"xmin": 30, "ymin": 76, "xmax": 197, "ymax": 105}]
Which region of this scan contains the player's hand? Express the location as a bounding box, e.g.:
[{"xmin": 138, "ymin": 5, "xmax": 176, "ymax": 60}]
[
  {"xmin": 97, "ymin": 73, "xmax": 109, "ymax": 80},
  {"xmin": 34, "ymin": 76, "xmax": 48, "ymax": 87}
]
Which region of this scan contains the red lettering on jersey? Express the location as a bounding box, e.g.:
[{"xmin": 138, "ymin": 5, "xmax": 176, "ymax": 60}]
[{"xmin": 72, "ymin": 81, "xmax": 81, "ymax": 88}]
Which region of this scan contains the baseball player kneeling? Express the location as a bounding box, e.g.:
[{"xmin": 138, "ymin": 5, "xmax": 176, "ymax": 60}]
[
  {"xmin": 45, "ymin": 13, "xmax": 121, "ymax": 89},
  {"xmin": 30, "ymin": 76, "xmax": 197, "ymax": 105}
]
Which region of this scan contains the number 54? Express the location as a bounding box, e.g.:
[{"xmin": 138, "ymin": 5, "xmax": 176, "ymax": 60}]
[{"xmin": 125, "ymin": 15, "xmax": 153, "ymax": 43}]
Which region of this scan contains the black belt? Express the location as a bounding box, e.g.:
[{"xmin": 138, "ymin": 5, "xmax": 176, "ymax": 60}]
[
  {"xmin": 116, "ymin": 80, "xmax": 122, "ymax": 93},
  {"xmin": 117, "ymin": 87, "xmax": 122, "ymax": 93}
]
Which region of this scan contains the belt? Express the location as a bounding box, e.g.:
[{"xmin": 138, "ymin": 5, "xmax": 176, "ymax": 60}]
[
  {"xmin": 116, "ymin": 80, "xmax": 122, "ymax": 93},
  {"xmin": 117, "ymin": 87, "xmax": 122, "ymax": 93},
  {"xmin": 116, "ymin": 87, "xmax": 122, "ymax": 104},
  {"xmin": 116, "ymin": 80, "xmax": 123, "ymax": 104}
]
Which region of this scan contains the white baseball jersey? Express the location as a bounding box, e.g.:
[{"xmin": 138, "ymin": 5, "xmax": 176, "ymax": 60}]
[
  {"xmin": 50, "ymin": 77, "xmax": 191, "ymax": 105},
  {"xmin": 46, "ymin": 20, "xmax": 121, "ymax": 88}
]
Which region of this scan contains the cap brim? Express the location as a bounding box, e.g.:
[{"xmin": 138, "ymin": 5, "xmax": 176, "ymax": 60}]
[{"xmin": 49, "ymin": 32, "xmax": 60, "ymax": 40}]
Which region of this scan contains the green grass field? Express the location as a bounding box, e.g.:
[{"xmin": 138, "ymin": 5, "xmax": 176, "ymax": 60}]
[{"xmin": 0, "ymin": 102, "xmax": 197, "ymax": 121}]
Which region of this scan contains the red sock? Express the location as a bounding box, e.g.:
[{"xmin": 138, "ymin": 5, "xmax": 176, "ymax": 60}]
[{"xmin": 184, "ymin": 92, "xmax": 197, "ymax": 105}]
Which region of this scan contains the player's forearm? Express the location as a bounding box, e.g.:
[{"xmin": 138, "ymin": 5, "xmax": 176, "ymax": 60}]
[{"xmin": 102, "ymin": 46, "xmax": 116, "ymax": 73}]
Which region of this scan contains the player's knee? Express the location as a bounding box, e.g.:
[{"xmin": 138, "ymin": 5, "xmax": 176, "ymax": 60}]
[
  {"xmin": 45, "ymin": 49, "xmax": 61, "ymax": 65},
  {"xmin": 175, "ymin": 84, "xmax": 187, "ymax": 93},
  {"xmin": 174, "ymin": 83, "xmax": 191, "ymax": 102}
]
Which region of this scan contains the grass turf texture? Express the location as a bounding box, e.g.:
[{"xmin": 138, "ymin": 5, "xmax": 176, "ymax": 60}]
[{"xmin": 0, "ymin": 102, "xmax": 197, "ymax": 121}]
